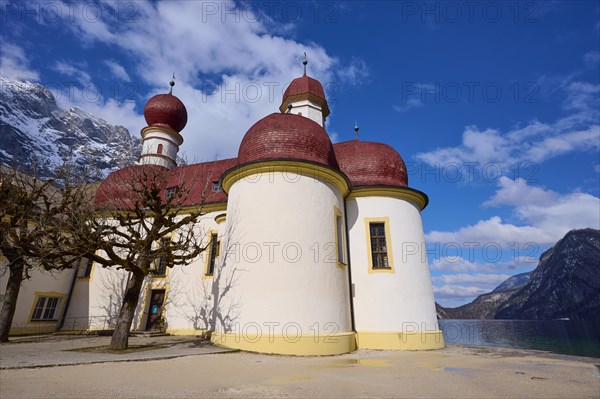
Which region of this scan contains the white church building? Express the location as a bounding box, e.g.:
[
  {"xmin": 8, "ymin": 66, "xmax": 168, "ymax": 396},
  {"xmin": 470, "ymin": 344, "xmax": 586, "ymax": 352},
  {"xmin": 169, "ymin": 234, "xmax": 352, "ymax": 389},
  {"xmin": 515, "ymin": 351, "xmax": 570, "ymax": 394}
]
[{"xmin": 1, "ymin": 69, "xmax": 444, "ymax": 355}]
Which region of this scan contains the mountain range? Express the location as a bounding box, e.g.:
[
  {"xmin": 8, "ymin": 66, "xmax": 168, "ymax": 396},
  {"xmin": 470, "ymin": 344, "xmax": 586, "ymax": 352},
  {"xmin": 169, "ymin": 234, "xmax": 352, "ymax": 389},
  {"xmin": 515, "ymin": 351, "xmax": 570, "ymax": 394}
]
[
  {"xmin": 438, "ymin": 228, "xmax": 600, "ymax": 320},
  {"xmin": 0, "ymin": 76, "xmax": 140, "ymax": 178}
]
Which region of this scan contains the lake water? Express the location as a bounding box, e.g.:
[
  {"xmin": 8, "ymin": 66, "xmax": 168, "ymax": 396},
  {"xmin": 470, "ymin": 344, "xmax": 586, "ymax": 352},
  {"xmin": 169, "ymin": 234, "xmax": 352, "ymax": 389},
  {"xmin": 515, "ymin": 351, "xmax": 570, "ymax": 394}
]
[{"xmin": 439, "ymin": 319, "xmax": 600, "ymax": 358}]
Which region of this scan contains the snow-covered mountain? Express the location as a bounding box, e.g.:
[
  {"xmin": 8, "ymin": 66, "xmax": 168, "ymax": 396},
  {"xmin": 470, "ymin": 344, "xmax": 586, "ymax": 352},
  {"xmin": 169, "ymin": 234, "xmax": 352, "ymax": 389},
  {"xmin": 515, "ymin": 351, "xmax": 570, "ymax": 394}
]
[
  {"xmin": 496, "ymin": 228, "xmax": 600, "ymax": 320},
  {"xmin": 437, "ymin": 229, "xmax": 600, "ymax": 320},
  {"xmin": 492, "ymin": 272, "xmax": 531, "ymax": 293},
  {"xmin": 0, "ymin": 76, "xmax": 140, "ymax": 178}
]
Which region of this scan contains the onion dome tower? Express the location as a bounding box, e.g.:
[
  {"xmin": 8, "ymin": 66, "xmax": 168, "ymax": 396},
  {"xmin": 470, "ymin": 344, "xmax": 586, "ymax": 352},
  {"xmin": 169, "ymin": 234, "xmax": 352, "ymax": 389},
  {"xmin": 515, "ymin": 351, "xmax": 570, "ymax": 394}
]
[
  {"xmin": 333, "ymin": 129, "xmax": 443, "ymax": 351},
  {"xmin": 214, "ymin": 61, "xmax": 355, "ymax": 356},
  {"xmin": 279, "ymin": 53, "xmax": 330, "ymax": 127},
  {"xmin": 139, "ymin": 76, "xmax": 188, "ymax": 169}
]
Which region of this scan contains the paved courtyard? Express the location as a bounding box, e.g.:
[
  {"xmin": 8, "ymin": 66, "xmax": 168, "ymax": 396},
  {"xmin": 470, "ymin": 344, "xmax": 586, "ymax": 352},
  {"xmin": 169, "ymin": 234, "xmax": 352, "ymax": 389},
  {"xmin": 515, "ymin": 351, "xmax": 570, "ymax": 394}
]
[{"xmin": 1, "ymin": 336, "xmax": 598, "ymax": 398}]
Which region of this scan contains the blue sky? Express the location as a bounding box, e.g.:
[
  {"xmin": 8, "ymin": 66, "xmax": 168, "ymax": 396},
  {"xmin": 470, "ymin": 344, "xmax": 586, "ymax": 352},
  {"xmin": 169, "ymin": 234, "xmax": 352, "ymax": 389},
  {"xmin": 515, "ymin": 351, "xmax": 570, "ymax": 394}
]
[{"xmin": 1, "ymin": 0, "xmax": 599, "ymax": 306}]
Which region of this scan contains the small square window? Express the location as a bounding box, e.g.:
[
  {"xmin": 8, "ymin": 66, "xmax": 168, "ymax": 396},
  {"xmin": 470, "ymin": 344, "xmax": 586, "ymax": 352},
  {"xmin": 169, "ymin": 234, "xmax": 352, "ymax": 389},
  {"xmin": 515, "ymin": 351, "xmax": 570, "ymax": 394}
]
[
  {"xmin": 165, "ymin": 187, "xmax": 177, "ymax": 199},
  {"xmin": 213, "ymin": 181, "xmax": 221, "ymax": 192}
]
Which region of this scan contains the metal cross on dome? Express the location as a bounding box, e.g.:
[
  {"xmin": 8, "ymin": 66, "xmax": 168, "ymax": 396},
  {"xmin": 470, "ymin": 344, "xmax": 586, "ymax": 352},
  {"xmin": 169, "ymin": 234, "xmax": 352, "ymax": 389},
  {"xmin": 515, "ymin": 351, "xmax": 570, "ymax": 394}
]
[
  {"xmin": 303, "ymin": 52, "xmax": 307, "ymax": 76},
  {"xmin": 169, "ymin": 73, "xmax": 175, "ymax": 94}
]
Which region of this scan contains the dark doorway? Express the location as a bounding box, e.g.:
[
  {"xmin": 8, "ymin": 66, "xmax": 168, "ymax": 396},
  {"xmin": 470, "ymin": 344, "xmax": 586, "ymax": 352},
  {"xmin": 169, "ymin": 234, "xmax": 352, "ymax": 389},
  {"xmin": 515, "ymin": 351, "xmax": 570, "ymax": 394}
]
[{"xmin": 145, "ymin": 289, "xmax": 165, "ymax": 331}]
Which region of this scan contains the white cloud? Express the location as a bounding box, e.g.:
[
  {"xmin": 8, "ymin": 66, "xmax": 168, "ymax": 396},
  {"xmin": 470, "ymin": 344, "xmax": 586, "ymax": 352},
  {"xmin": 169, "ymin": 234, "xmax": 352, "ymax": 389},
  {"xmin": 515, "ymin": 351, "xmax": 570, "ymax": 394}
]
[
  {"xmin": 0, "ymin": 41, "xmax": 39, "ymax": 81},
  {"xmin": 483, "ymin": 177, "xmax": 557, "ymax": 207},
  {"xmin": 393, "ymin": 98, "xmax": 424, "ymax": 113},
  {"xmin": 434, "ymin": 285, "xmax": 489, "ymax": 300},
  {"xmin": 104, "ymin": 60, "xmax": 131, "ymax": 82},
  {"xmin": 427, "ymin": 178, "xmax": 600, "ymax": 247},
  {"xmin": 336, "ymin": 57, "xmax": 369, "ymax": 86},
  {"xmin": 432, "ymin": 273, "xmax": 510, "ymax": 286},
  {"xmin": 52, "ymin": 61, "xmax": 92, "ymax": 86},
  {"xmin": 50, "ymin": 0, "xmax": 358, "ymax": 160},
  {"xmin": 416, "ymin": 81, "xmax": 600, "ymax": 175}
]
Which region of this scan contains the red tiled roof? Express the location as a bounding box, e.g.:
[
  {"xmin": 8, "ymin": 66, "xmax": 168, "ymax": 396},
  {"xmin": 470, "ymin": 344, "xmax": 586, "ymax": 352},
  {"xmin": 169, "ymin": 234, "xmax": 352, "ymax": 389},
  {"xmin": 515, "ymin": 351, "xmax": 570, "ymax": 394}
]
[
  {"xmin": 144, "ymin": 93, "xmax": 188, "ymax": 132},
  {"xmin": 164, "ymin": 158, "xmax": 237, "ymax": 206},
  {"xmin": 333, "ymin": 140, "xmax": 408, "ymax": 188},
  {"xmin": 95, "ymin": 159, "xmax": 238, "ymax": 210},
  {"xmin": 283, "ymin": 75, "xmax": 326, "ymax": 101},
  {"xmin": 238, "ymin": 113, "xmax": 338, "ymax": 168}
]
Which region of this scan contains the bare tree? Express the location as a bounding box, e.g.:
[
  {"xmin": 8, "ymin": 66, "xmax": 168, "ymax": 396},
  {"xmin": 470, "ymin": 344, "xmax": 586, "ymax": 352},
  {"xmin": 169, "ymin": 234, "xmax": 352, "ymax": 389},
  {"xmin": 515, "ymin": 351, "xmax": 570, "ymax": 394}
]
[
  {"xmin": 0, "ymin": 163, "xmax": 93, "ymax": 342},
  {"xmin": 79, "ymin": 165, "xmax": 207, "ymax": 350}
]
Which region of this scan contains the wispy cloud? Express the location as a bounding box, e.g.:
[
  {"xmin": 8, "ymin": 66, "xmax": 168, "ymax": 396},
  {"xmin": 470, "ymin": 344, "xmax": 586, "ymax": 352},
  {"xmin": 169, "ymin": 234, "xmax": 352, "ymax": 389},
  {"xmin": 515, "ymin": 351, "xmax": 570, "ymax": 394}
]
[
  {"xmin": 427, "ymin": 177, "xmax": 600, "ymax": 247},
  {"xmin": 52, "ymin": 61, "xmax": 92, "ymax": 85},
  {"xmin": 393, "ymin": 97, "xmax": 425, "ymax": 113},
  {"xmin": 46, "ymin": 0, "xmax": 351, "ymax": 160},
  {"xmin": 104, "ymin": 60, "xmax": 131, "ymax": 82},
  {"xmin": 0, "ymin": 40, "xmax": 39, "ymax": 81},
  {"xmin": 416, "ymin": 79, "xmax": 599, "ymax": 176},
  {"xmin": 336, "ymin": 57, "xmax": 369, "ymax": 86}
]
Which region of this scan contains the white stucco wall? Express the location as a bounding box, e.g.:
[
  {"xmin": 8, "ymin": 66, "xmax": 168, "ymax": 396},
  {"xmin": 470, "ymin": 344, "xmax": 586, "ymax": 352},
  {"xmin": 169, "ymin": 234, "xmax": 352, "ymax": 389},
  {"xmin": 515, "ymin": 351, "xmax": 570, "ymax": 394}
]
[
  {"xmin": 0, "ymin": 262, "xmax": 75, "ymax": 334},
  {"xmin": 140, "ymin": 129, "xmax": 181, "ymax": 168},
  {"xmin": 221, "ymin": 170, "xmax": 353, "ymax": 338},
  {"xmin": 64, "ymin": 210, "xmax": 227, "ymax": 333},
  {"xmin": 346, "ymin": 196, "xmax": 439, "ymax": 333},
  {"xmin": 289, "ymin": 99, "xmax": 324, "ymax": 126}
]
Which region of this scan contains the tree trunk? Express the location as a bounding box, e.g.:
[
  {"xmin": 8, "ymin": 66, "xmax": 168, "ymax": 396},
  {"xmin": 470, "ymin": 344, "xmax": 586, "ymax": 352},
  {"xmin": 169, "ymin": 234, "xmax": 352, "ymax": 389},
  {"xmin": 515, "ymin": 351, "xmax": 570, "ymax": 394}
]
[
  {"xmin": 0, "ymin": 262, "xmax": 24, "ymax": 342},
  {"xmin": 108, "ymin": 270, "xmax": 145, "ymax": 350}
]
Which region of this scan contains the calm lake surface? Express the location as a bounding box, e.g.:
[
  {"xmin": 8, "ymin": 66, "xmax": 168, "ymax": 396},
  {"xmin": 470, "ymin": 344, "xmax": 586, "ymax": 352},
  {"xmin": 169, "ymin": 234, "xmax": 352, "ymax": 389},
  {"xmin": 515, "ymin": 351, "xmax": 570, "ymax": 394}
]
[{"xmin": 439, "ymin": 319, "xmax": 600, "ymax": 358}]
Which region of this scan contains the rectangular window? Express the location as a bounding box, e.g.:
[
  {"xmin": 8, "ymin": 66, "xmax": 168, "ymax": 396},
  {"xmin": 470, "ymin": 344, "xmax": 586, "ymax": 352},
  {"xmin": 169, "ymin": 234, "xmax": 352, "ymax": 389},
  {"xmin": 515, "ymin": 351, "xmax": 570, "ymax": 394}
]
[
  {"xmin": 155, "ymin": 255, "xmax": 167, "ymax": 277},
  {"xmin": 77, "ymin": 257, "xmax": 93, "ymax": 278},
  {"xmin": 207, "ymin": 233, "xmax": 219, "ymax": 275},
  {"xmin": 369, "ymin": 222, "xmax": 390, "ymax": 269},
  {"xmin": 213, "ymin": 181, "xmax": 221, "ymax": 192},
  {"xmin": 31, "ymin": 296, "xmax": 61, "ymax": 321},
  {"xmin": 154, "ymin": 239, "xmax": 169, "ymax": 277},
  {"xmin": 165, "ymin": 187, "xmax": 177, "ymax": 199}
]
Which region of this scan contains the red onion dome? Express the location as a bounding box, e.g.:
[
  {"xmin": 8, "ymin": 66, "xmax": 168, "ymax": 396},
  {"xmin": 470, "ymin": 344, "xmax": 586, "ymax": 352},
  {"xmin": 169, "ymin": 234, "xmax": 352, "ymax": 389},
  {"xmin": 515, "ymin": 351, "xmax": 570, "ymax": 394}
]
[
  {"xmin": 283, "ymin": 75, "xmax": 326, "ymax": 100},
  {"xmin": 238, "ymin": 113, "xmax": 338, "ymax": 168},
  {"xmin": 143, "ymin": 93, "xmax": 188, "ymax": 132},
  {"xmin": 280, "ymin": 75, "xmax": 330, "ymax": 117},
  {"xmin": 333, "ymin": 140, "xmax": 408, "ymax": 187}
]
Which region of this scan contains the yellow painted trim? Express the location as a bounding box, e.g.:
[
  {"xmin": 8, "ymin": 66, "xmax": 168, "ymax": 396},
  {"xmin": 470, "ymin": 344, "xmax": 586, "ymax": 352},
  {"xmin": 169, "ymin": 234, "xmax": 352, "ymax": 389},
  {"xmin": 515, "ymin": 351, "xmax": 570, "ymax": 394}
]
[
  {"xmin": 333, "ymin": 206, "xmax": 347, "ymax": 269},
  {"xmin": 166, "ymin": 328, "xmax": 210, "ymax": 337},
  {"xmin": 348, "ymin": 187, "xmax": 428, "ymax": 211},
  {"xmin": 9, "ymin": 325, "xmax": 58, "ymax": 335},
  {"xmin": 211, "ymin": 331, "xmax": 356, "ymax": 356},
  {"xmin": 140, "ymin": 125, "xmax": 184, "ymax": 145},
  {"xmin": 214, "ymin": 213, "xmax": 226, "ymax": 224},
  {"xmin": 356, "ymin": 331, "xmax": 445, "ymax": 350},
  {"xmin": 203, "ymin": 229, "xmax": 220, "ymax": 280},
  {"xmin": 365, "ymin": 217, "xmax": 395, "ymax": 274},
  {"xmin": 221, "ymin": 160, "xmax": 350, "ymax": 197},
  {"xmin": 27, "ymin": 291, "xmax": 68, "ymax": 323}
]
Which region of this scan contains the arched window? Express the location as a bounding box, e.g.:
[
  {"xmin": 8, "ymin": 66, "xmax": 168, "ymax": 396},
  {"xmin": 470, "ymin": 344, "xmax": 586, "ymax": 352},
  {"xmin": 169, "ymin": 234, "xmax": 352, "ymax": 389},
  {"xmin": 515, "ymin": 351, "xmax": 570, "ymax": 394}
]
[{"xmin": 157, "ymin": 144, "xmax": 163, "ymax": 155}]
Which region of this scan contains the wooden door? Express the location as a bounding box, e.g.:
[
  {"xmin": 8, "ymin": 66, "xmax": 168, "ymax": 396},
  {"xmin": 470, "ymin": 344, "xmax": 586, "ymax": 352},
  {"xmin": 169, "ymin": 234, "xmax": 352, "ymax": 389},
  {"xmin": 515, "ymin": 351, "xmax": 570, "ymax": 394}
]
[{"xmin": 145, "ymin": 289, "xmax": 165, "ymax": 331}]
